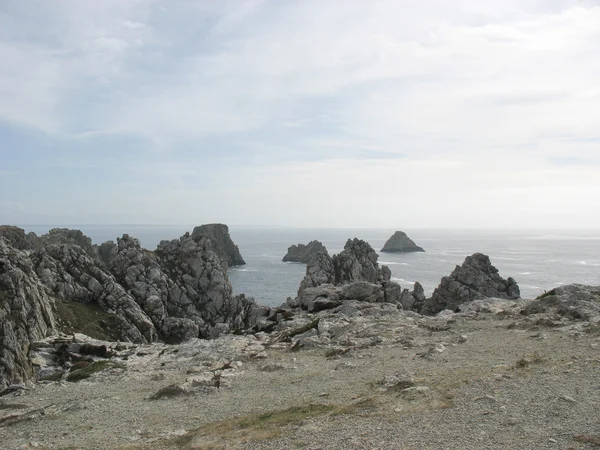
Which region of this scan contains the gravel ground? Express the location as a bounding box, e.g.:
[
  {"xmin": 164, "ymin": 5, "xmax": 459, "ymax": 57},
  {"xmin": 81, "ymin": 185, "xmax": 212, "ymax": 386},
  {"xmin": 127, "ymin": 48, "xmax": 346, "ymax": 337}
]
[{"xmin": 1, "ymin": 312, "xmax": 599, "ymax": 450}]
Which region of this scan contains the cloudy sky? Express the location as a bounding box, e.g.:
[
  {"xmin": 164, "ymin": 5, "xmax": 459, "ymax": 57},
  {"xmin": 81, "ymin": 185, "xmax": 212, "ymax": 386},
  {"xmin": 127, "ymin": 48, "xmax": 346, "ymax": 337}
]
[{"xmin": 1, "ymin": 0, "xmax": 599, "ymax": 228}]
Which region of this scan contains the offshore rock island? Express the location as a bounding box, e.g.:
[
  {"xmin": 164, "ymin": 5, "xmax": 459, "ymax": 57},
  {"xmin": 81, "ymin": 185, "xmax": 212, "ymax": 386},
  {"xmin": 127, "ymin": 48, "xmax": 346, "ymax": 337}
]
[
  {"xmin": 1, "ymin": 224, "xmax": 599, "ymax": 449},
  {"xmin": 381, "ymin": 230, "xmax": 425, "ymax": 253}
]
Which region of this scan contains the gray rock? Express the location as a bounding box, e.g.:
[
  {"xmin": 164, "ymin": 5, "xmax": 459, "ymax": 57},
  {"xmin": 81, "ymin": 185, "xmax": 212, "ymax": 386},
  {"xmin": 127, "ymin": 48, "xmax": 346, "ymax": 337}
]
[
  {"xmin": 333, "ymin": 239, "xmax": 385, "ymax": 285},
  {"xmin": 0, "ymin": 238, "xmax": 55, "ymax": 390},
  {"xmin": 381, "ymin": 231, "xmax": 425, "ymax": 253},
  {"xmin": 523, "ymin": 284, "xmax": 600, "ymax": 322},
  {"xmin": 297, "ymin": 251, "xmax": 335, "ymax": 295},
  {"xmin": 0, "ymin": 226, "xmax": 40, "ymax": 251},
  {"xmin": 191, "ymin": 224, "xmax": 245, "ymax": 266},
  {"xmin": 399, "ymin": 282, "xmax": 426, "ymax": 310},
  {"xmin": 283, "ymin": 241, "xmax": 328, "ymax": 264},
  {"xmin": 419, "ymin": 253, "xmax": 520, "ymax": 315}
]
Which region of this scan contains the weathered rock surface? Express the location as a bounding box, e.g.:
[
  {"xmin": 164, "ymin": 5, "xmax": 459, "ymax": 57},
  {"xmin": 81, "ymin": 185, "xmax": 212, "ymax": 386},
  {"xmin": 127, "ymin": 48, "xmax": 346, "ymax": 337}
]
[
  {"xmin": 293, "ymin": 239, "xmax": 402, "ymax": 312},
  {"xmin": 381, "ymin": 231, "xmax": 425, "ymax": 253},
  {"xmin": 191, "ymin": 224, "xmax": 245, "ymax": 266},
  {"xmin": 283, "ymin": 241, "xmax": 328, "ymax": 264},
  {"xmin": 523, "ymin": 284, "xmax": 600, "ymax": 322},
  {"xmin": 297, "ymin": 251, "xmax": 335, "ymax": 294},
  {"xmin": 0, "ymin": 224, "xmax": 268, "ymax": 389},
  {"xmin": 0, "ymin": 238, "xmax": 55, "ymax": 390},
  {"xmin": 0, "ymin": 226, "xmax": 40, "ymax": 250},
  {"xmin": 332, "ymin": 238, "xmax": 389, "ymax": 285},
  {"xmin": 419, "ymin": 253, "xmax": 520, "ymax": 315},
  {"xmin": 106, "ymin": 233, "xmax": 268, "ymax": 341},
  {"xmin": 399, "ymin": 281, "xmax": 426, "ymax": 310}
]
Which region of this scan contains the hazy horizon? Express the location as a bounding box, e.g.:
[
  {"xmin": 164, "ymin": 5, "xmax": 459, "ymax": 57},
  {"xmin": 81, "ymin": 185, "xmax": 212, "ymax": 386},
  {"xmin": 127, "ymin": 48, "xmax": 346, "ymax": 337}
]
[{"xmin": 2, "ymin": 1, "xmax": 599, "ymax": 228}]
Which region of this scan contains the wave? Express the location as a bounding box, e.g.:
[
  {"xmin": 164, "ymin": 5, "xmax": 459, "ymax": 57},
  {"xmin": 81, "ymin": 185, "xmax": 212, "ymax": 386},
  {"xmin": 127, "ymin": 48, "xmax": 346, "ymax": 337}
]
[
  {"xmin": 391, "ymin": 277, "xmax": 415, "ymax": 284},
  {"xmin": 519, "ymin": 272, "xmax": 531, "ymax": 275},
  {"xmin": 379, "ymin": 261, "xmax": 410, "ymax": 266}
]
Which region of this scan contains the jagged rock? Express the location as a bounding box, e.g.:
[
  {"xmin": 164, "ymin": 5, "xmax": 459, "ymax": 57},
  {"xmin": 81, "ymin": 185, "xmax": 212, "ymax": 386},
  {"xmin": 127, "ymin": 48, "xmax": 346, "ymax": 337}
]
[
  {"xmin": 283, "ymin": 241, "xmax": 328, "ymax": 264},
  {"xmin": 39, "ymin": 228, "xmax": 100, "ymax": 262},
  {"xmin": 293, "ymin": 239, "xmax": 403, "ymax": 311},
  {"xmin": 297, "ymin": 251, "xmax": 335, "ymax": 295},
  {"xmin": 333, "ymin": 239, "xmax": 389, "ymax": 285},
  {"xmin": 523, "ymin": 284, "xmax": 600, "ymax": 322},
  {"xmin": 381, "ymin": 231, "xmax": 425, "ymax": 253},
  {"xmin": 107, "ymin": 233, "xmax": 268, "ymax": 340},
  {"xmin": 0, "ymin": 226, "xmax": 40, "ymax": 250},
  {"xmin": 399, "ymin": 282, "xmax": 426, "ymax": 310},
  {"xmin": 419, "ymin": 253, "xmax": 520, "ymax": 315},
  {"xmin": 0, "ymin": 238, "xmax": 55, "ymax": 390},
  {"xmin": 191, "ymin": 224, "xmax": 245, "ymax": 266},
  {"xmin": 33, "ymin": 243, "xmax": 157, "ymax": 343}
]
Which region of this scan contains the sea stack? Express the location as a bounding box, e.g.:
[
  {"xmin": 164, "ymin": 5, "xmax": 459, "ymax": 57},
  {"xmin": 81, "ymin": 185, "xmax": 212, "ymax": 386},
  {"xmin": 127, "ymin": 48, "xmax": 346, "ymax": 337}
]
[
  {"xmin": 283, "ymin": 240, "xmax": 328, "ymax": 264},
  {"xmin": 380, "ymin": 231, "xmax": 425, "ymax": 253}
]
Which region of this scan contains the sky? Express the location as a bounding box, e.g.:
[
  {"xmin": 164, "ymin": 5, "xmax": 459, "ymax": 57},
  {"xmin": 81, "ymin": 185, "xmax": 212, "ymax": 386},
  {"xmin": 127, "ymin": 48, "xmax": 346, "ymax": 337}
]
[{"xmin": 1, "ymin": 0, "xmax": 599, "ymax": 229}]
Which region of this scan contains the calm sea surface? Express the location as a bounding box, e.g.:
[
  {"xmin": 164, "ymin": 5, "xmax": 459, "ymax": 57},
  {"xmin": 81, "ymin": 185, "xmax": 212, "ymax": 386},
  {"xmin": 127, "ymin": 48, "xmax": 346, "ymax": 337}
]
[{"xmin": 20, "ymin": 225, "xmax": 600, "ymax": 308}]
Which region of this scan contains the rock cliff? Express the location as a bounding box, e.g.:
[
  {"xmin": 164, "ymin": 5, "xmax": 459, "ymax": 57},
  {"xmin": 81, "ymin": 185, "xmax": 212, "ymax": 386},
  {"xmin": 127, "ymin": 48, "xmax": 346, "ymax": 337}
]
[
  {"xmin": 380, "ymin": 231, "xmax": 424, "ymax": 253},
  {"xmin": 0, "ymin": 225, "xmax": 266, "ymax": 389},
  {"xmin": 418, "ymin": 253, "xmax": 520, "ymax": 315},
  {"xmin": 0, "ymin": 238, "xmax": 55, "ymax": 390},
  {"xmin": 283, "ymin": 241, "xmax": 328, "ymax": 264},
  {"xmin": 191, "ymin": 224, "xmax": 245, "ymax": 266}
]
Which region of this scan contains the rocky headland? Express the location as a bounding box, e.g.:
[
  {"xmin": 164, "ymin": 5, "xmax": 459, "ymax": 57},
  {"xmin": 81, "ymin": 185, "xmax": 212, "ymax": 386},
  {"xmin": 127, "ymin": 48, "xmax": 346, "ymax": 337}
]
[
  {"xmin": 1, "ymin": 226, "xmax": 599, "ymax": 449},
  {"xmin": 282, "ymin": 240, "xmax": 328, "ymax": 264},
  {"xmin": 381, "ymin": 231, "xmax": 425, "ymax": 253}
]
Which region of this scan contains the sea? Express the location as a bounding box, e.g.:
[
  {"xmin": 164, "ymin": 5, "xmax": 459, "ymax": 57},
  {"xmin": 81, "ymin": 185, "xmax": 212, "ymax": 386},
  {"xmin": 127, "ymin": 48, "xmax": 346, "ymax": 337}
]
[{"xmin": 19, "ymin": 225, "xmax": 600, "ymax": 308}]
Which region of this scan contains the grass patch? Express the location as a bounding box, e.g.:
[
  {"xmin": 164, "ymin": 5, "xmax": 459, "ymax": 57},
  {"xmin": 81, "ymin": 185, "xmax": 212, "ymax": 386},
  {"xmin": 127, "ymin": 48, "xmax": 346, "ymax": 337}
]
[
  {"xmin": 54, "ymin": 299, "xmax": 122, "ymax": 341},
  {"xmin": 176, "ymin": 400, "xmax": 375, "ymax": 449},
  {"xmin": 66, "ymin": 360, "xmax": 125, "ymax": 382},
  {"xmin": 535, "ymin": 289, "xmax": 556, "ymax": 300}
]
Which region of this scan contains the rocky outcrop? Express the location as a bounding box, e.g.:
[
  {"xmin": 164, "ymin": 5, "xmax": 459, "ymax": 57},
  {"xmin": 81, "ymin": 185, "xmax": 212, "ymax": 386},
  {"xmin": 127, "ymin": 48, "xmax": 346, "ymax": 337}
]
[
  {"xmin": 0, "ymin": 238, "xmax": 55, "ymax": 390},
  {"xmin": 33, "ymin": 242, "xmax": 157, "ymax": 343},
  {"xmin": 381, "ymin": 231, "xmax": 424, "ymax": 253},
  {"xmin": 419, "ymin": 253, "xmax": 520, "ymax": 315},
  {"xmin": 297, "ymin": 251, "xmax": 335, "ymax": 294},
  {"xmin": 105, "ymin": 233, "xmax": 268, "ymax": 341},
  {"xmin": 0, "ymin": 225, "xmax": 40, "ymax": 250},
  {"xmin": 283, "ymin": 241, "xmax": 328, "ymax": 264},
  {"xmin": 333, "ymin": 238, "xmax": 389, "ymax": 285},
  {"xmin": 191, "ymin": 224, "xmax": 245, "ymax": 266},
  {"xmin": 399, "ymin": 282, "xmax": 426, "ymax": 311},
  {"xmin": 292, "ymin": 239, "xmax": 402, "ymax": 312},
  {"xmin": 523, "ymin": 284, "xmax": 600, "ymax": 322},
  {"xmin": 39, "ymin": 228, "xmax": 100, "ymax": 262}
]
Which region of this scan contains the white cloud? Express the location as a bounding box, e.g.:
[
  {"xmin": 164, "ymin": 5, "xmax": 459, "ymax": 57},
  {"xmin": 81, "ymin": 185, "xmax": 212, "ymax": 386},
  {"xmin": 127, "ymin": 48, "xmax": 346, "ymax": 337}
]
[{"xmin": 1, "ymin": 0, "xmax": 599, "ymax": 227}]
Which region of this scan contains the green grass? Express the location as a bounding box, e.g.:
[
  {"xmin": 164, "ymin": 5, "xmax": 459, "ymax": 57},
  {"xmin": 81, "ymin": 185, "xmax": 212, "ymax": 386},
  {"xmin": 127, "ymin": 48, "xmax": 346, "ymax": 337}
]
[{"xmin": 54, "ymin": 299, "xmax": 122, "ymax": 341}]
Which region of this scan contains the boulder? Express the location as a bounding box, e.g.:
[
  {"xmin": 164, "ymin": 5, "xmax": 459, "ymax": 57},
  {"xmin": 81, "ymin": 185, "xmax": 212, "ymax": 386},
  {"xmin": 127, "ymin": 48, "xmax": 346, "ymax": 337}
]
[
  {"xmin": 283, "ymin": 241, "xmax": 328, "ymax": 264},
  {"xmin": 419, "ymin": 253, "xmax": 520, "ymax": 315},
  {"xmin": 39, "ymin": 228, "xmax": 100, "ymax": 262},
  {"xmin": 191, "ymin": 224, "xmax": 245, "ymax": 266},
  {"xmin": 381, "ymin": 231, "xmax": 425, "ymax": 253}
]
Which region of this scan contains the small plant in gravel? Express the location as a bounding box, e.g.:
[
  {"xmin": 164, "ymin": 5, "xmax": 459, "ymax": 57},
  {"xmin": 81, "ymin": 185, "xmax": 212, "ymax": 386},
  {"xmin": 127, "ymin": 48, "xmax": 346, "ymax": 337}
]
[{"xmin": 515, "ymin": 352, "xmax": 544, "ymax": 369}]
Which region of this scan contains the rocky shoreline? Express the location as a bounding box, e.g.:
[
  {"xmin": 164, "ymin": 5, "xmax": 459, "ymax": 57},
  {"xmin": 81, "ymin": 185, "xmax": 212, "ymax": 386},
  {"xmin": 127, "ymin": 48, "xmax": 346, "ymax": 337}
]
[{"xmin": 1, "ymin": 224, "xmax": 599, "ymax": 449}]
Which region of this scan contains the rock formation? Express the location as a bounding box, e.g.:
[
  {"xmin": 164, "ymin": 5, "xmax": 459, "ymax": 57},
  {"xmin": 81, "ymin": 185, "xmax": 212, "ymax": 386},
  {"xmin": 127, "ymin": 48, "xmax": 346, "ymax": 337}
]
[
  {"xmin": 0, "ymin": 225, "xmax": 40, "ymax": 250},
  {"xmin": 0, "ymin": 225, "xmax": 268, "ymax": 388},
  {"xmin": 283, "ymin": 241, "xmax": 328, "ymax": 264},
  {"xmin": 418, "ymin": 253, "xmax": 520, "ymax": 315},
  {"xmin": 523, "ymin": 284, "xmax": 600, "ymax": 322},
  {"xmin": 291, "ymin": 239, "xmax": 403, "ymax": 312},
  {"xmin": 380, "ymin": 231, "xmax": 424, "ymax": 253},
  {"xmin": 0, "ymin": 238, "xmax": 55, "ymax": 390},
  {"xmin": 191, "ymin": 224, "xmax": 245, "ymax": 266}
]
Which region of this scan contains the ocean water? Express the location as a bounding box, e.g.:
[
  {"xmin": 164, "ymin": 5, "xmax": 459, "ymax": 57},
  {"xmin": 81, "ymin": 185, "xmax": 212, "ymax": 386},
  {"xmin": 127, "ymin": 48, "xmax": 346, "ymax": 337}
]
[{"xmin": 20, "ymin": 225, "xmax": 600, "ymax": 308}]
